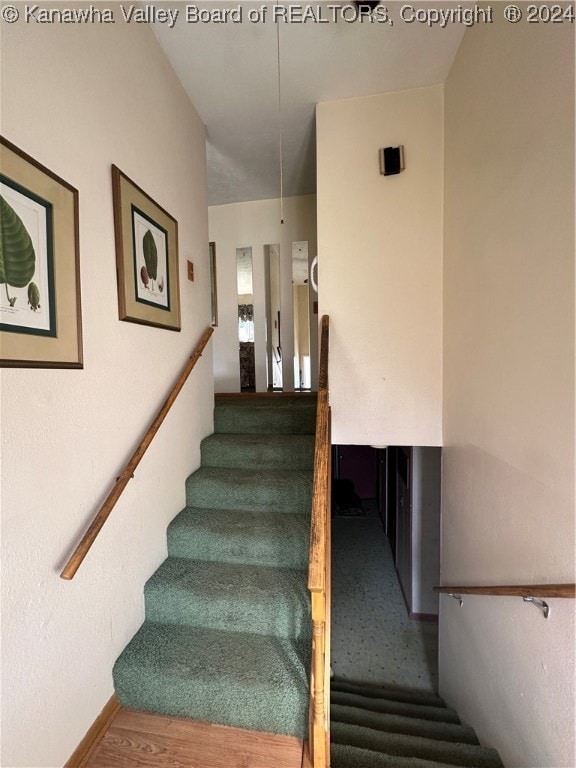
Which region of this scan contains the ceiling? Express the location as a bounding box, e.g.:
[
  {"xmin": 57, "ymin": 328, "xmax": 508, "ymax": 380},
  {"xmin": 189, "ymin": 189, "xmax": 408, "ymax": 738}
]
[{"xmin": 153, "ymin": 2, "xmax": 468, "ymax": 206}]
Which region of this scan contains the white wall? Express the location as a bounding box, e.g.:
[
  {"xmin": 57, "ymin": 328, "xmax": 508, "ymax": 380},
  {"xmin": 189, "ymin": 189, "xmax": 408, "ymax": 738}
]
[
  {"xmin": 209, "ymin": 195, "xmax": 317, "ymax": 392},
  {"xmin": 317, "ymin": 86, "xmax": 443, "ymax": 446},
  {"xmin": 441, "ymin": 15, "xmax": 575, "ymax": 768},
  {"xmin": 0, "ymin": 10, "xmax": 213, "ymax": 767}
]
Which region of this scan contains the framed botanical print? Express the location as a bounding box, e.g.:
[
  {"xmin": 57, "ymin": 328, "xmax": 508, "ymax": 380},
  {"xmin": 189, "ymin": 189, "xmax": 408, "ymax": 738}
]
[
  {"xmin": 0, "ymin": 137, "xmax": 83, "ymax": 367},
  {"xmin": 112, "ymin": 165, "xmax": 180, "ymax": 331}
]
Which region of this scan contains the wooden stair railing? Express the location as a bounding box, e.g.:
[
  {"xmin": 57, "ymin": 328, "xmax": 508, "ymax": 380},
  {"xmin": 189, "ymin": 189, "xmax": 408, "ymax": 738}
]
[
  {"xmin": 435, "ymin": 584, "xmax": 575, "ymax": 598},
  {"xmin": 307, "ymin": 315, "xmax": 331, "ymax": 768},
  {"xmin": 60, "ymin": 326, "xmax": 214, "ymax": 580},
  {"xmin": 435, "ymin": 583, "xmax": 575, "ymax": 619}
]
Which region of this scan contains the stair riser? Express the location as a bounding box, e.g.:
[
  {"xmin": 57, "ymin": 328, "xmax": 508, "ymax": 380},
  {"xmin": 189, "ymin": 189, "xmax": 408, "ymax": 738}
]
[
  {"xmin": 331, "ymin": 682, "xmax": 446, "ymax": 709},
  {"xmin": 114, "ymin": 669, "xmax": 309, "ymax": 737},
  {"xmin": 331, "ymin": 742, "xmax": 468, "ymax": 768},
  {"xmin": 167, "ymin": 512, "xmax": 310, "ymax": 569},
  {"xmin": 144, "ymin": 581, "xmax": 311, "ymax": 640},
  {"xmin": 215, "ymin": 406, "xmax": 316, "ymax": 435},
  {"xmin": 201, "ymin": 436, "xmax": 315, "ymax": 470},
  {"xmin": 331, "ymin": 721, "xmax": 503, "ymax": 768},
  {"xmin": 331, "ymin": 703, "xmax": 478, "ymax": 745},
  {"xmin": 330, "ymin": 691, "xmax": 461, "ymax": 725},
  {"xmin": 185, "ymin": 472, "xmax": 313, "ymax": 512},
  {"xmin": 113, "ymin": 622, "xmax": 311, "ymax": 739}
]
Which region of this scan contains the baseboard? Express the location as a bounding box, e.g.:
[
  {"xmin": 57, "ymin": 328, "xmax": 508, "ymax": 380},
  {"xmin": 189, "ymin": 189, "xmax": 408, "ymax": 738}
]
[
  {"xmin": 63, "ymin": 694, "xmax": 120, "ymax": 768},
  {"xmin": 409, "ymin": 611, "xmax": 439, "ymax": 622}
]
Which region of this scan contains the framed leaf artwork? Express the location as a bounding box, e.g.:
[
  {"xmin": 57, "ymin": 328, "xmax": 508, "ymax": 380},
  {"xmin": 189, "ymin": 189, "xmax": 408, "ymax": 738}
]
[
  {"xmin": 112, "ymin": 165, "xmax": 180, "ymax": 331},
  {"xmin": 0, "ymin": 137, "xmax": 83, "ymax": 368}
]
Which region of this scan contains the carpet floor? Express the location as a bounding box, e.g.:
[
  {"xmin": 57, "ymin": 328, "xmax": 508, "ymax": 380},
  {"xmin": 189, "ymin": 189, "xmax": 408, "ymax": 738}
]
[
  {"xmin": 331, "ymin": 502, "xmax": 438, "ymax": 691},
  {"xmin": 329, "ymin": 501, "xmax": 505, "ymax": 767},
  {"xmin": 330, "ymin": 678, "xmax": 503, "ymax": 768}
]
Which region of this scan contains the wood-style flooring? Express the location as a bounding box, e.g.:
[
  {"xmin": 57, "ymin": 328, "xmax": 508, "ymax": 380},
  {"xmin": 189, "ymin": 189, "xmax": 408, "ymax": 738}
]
[{"xmin": 84, "ymin": 708, "xmax": 306, "ymax": 768}]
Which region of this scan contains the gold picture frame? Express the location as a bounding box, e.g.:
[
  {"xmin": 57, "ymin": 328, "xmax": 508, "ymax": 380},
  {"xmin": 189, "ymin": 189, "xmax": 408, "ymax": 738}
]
[
  {"xmin": 0, "ymin": 137, "xmax": 83, "ymax": 368},
  {"xmin": 112, "ymin": 165, "xmax": 180, "ymax": 331}
]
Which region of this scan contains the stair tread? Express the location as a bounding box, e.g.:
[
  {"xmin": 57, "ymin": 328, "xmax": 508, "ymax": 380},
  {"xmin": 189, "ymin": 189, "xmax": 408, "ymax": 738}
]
[
  {"xmin": 201, "ymin": 433, "xmax": 315, "ymax": 470},
  {"xmin": 331, "ymin": 690, "xmax": 461, "ymax": 724},
  {"xmin": 331, "ymin": 703, "xmax": 478, "ymax": 745},
  {"xmin": 214, "ymin": 398, "xmax": 316, "ymax": 435},
  {"xmin": 215, "ymin": 394, "xmax": 317, "ymax": 407},
  {"xmin": 203, "ymin": 433, "xmax": 316, "ymax": 446},
  {"xmin": 185, "ymin": 466, "xmax": 313, "ymax": 512},
  {"xmin": 331, "ymin": 721, "xmax": 503, "ymax": 768},
  {"xmin": 331, "ymin": 742, "xmax": 473, "ymax": 768},
  {"xmin": 145, "ymin": 556, "xmax": 310, "ymax": 637},
  {"xmin": 189, "ymin": 466, "xmax": 314, "ymax": 480},
  {"xmin": 167, "ymin": 507, "xmax": 310, "ymax": 567},
  {"xmin": 113, "ymin": 622, "xmax": 310, "ymax": 737},
  {"xmin": 202, "ymin": 432, "xmax": 315, "ymax": 448},
  {"xmin": 332, "ymin": 679, "xmax": 447, "ymax": 708}
]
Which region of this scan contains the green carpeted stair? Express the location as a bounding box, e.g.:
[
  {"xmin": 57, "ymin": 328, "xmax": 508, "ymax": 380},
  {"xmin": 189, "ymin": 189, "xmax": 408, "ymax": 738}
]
[
  {"xmin": 330, "ymin": 679, "xmax": 504, "ymax": 768},
  {"xmin": 113, "ymin": 394, "xmax": 316, "ymax": 737},
  {"xmin": 214, "ymin": 395, "xmax": 317, "ymax": 434}
]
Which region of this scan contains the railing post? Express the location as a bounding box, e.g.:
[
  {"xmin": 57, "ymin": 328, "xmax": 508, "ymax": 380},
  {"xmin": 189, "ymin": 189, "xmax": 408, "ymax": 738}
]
[
  {"xmin": 324, "ymin": 406, "xmax": 332, "ymax": 762},
  {"xmin": 312, "ymin": 605, "xmax": 326, "ymax": 768},
  {"xmin": 307, "ymin": 315, "xmax": 330, "ymax": 768}
]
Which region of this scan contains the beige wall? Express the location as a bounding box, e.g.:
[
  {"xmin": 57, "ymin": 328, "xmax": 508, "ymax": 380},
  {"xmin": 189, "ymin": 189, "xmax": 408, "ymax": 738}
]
[
  {"xmin": 209, "ymin": 195, "xmax": 318, "ymax": 392},
  {"xmin": 0, "ymin": 10, "xmax": 212, "ymax": 767},
  {"xmin": 317, "ymin": 86, "xmax": 443, "ymax": 446},
  {"xmin": 441, "ymin": 14, "xmax": 575, "ymax": 768}
]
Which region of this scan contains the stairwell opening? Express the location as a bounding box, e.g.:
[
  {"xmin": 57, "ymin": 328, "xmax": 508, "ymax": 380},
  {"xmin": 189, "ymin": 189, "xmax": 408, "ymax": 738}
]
[{"xmin": 331, "ymin": 444, "xmax": 440, "ymax": 692}]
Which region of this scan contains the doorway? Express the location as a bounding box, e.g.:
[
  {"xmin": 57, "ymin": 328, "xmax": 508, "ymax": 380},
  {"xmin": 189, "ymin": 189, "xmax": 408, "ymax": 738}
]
[{"xmin": 331, "ymin": 444, "xmax": 441, "ymax": 688}]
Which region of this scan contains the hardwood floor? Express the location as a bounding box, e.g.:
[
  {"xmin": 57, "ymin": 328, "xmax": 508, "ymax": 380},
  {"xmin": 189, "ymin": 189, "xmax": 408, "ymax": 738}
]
[{"xmin": 85, "ymin": 709, "xmax": 306, "ymax": 768}]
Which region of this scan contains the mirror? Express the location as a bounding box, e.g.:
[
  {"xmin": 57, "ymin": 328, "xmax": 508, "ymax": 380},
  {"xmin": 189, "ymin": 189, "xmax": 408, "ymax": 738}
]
[
  {"xmin": 292, "ymin": 241, "xmax": 311, "ymax": 390},
  {"xmin": 209, "ymin": 241, "xmax": 218, "ymax": 326},
  {"xmin": 236, "ymin": 246, "xmax": 255, "ymax": 392},
  {"xmin": 264, "ymin": 244, "xmax": 282, "ymax": 391}
]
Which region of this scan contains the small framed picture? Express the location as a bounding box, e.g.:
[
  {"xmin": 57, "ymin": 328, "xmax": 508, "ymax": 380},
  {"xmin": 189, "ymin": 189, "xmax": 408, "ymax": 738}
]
[
  {"xmin": 112, "ymin": 165, "xmax": 180, "ymax": 331},
  {"xmin": 0, "ymin": 137, "xmax": 83, "ymax": 368}
]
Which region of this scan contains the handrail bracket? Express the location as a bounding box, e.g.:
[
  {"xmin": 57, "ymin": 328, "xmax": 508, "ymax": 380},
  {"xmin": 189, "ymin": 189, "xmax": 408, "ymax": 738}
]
[
  {"xmin": 523, "ymin": 596, "xmax": 550, "ymax": 619},
  {"xmin": 448, "ymin": 592, "xmax": 463, "ymax": 607}
]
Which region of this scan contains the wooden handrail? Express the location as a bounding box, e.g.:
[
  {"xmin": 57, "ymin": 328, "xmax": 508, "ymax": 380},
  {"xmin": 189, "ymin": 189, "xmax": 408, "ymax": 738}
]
[
  {"xmin": 306, "ymin": 315, "xmax": 331, "ymax": 768},
  {"xmin": 435, "ymin": 584, "xmax": 575, "ymax": 598},
  {"xmin": 60, "ymin": 326, "xmax": 214, "ymax": 580}
]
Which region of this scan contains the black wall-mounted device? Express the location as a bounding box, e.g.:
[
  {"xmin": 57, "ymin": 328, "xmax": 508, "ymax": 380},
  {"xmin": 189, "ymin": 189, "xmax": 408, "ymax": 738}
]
[{"xmin": 379, "ymin": 146, "xmax": 405, "ymax": 176}]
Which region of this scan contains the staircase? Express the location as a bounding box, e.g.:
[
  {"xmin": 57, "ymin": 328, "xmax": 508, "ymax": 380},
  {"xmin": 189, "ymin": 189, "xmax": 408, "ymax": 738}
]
[
  {"xmin": 112, "ymin": 390, "xmax": 505, "ymax": 767},
  {"xmin": 330, "ymin": 679, "xmax": 504, "ymax": 768},
  {"xmin": 113, "ymin": 393, "xmax": 316, "ymax": 737}
]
